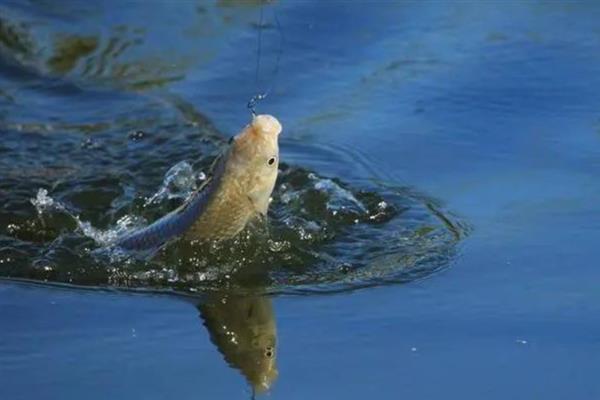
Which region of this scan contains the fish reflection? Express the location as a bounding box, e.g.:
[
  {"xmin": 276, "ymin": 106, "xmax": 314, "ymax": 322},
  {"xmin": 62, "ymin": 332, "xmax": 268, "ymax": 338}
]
[{"xmin": 199, "ymin": 293, "xmax": 278, "ymax": 394}]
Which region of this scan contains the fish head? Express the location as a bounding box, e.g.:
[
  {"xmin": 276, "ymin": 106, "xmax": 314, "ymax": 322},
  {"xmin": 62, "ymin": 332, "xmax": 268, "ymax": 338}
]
[{"xmin": 227, "ymin": 114, "xmax": 282, "ymax": 215}]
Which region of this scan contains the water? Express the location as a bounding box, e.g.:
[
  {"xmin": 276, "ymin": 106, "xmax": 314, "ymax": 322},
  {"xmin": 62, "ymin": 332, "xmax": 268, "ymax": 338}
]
[{"xmin": 1, "ymin": 1, "xmax": 600, "ymax": 398}]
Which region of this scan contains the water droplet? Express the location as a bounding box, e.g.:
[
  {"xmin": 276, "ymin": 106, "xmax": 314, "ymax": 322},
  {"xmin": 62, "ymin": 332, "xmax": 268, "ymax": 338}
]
[{"xmin": 128, "ymin": 130, "xmax": 145, "ymax": 140}]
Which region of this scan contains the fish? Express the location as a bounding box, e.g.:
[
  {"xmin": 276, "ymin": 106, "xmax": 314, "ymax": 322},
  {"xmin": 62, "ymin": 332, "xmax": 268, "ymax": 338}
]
[
  {"xmin": 116, "ymin": 114, "xmax": 282, "ymax": 250},
  {"xmin": 199, "ymin": 293, "xmax": 278, "ymax": 394}
]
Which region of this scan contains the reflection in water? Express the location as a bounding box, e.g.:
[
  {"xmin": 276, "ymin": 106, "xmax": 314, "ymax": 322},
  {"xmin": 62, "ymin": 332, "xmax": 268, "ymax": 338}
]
[
  {"xmin": 0, "ymin": 16, "xmax": 34, "ymax": 61},
  {"xmin": 47, "ymin": 35, "xmax": 98, "ymax": 74},
  {"xmin": 199, "ymin": 293, "xmax": 278, "ymax": 394},
  {"xmin": 0, "ymin": 12, "xmax": 184, "ymax": 91}
]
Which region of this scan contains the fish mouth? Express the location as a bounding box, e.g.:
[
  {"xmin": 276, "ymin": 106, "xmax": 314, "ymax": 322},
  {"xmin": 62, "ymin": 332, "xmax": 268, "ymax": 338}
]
[
  {"xmin": 233, "ymin": 114, "xmax": 281, "ymax": 155},
  {"xmin": 252, "ymin": 114, "xmax": 282, "ymax": 136}
]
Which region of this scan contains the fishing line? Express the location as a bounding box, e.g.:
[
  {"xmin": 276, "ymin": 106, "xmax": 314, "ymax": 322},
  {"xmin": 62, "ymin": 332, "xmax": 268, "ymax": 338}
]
[
  {"xmin": 254, "ymin": 5, "xmax": 265, "ymax": 87},
  {"xmin": 247, "ymin": 2, "xmax": 284, "ymax": 116}
]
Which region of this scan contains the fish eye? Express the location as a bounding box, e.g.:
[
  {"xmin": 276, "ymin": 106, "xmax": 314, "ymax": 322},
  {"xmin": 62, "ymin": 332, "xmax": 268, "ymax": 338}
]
[
  {"xmin": 267, "ymin": 156, "xmax": 277, "ymax": 166},
  {"xmin": 265, "ymin": 348, "xmax": 274, "ymax": 358}
]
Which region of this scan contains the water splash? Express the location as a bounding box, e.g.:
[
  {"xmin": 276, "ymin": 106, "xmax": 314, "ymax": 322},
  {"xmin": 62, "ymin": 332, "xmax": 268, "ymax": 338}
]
[
  {"xmin": 311, "ymin": 174, "xmax": 367, "ymax": 214},
  {"xmin": 31, "ymin": 188, "xmax": 65, "ymax": 215},
  {"xmin": 143, "ymin": 161, "xmax": 205, "ymax": 206},
  {"xmin": 31, "ymin": 188, "xmax": 141, "ymax": 247},
  {"xmin": 20, "ymin": 162, "xmax": 467, "ymax": 295},
  {"xmin": 77, "ymin": 215, "xmax": 145, "ymax": 247}
]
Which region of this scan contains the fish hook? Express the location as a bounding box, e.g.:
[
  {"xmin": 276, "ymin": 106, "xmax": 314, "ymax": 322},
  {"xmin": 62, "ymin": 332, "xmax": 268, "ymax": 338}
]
[
  {"xmin": 247, "ymin": 1, "xmax": 283, "ymax": 117},
  {"xmin": 247, "ymin": 92, "xmax": 267, "ymax": 116}
]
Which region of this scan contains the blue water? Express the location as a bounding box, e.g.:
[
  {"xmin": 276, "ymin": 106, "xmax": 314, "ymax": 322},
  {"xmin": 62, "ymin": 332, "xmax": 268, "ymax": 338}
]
[{"xmin": 2, "ymin": 1, "xmax": 600, "ymax": 398}]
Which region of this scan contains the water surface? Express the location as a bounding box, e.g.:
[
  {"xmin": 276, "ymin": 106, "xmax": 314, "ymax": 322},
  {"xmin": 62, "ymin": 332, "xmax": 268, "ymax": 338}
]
[{"xmin": 1, "ymin": 1, "xmax": 600, "ymax": 399}]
